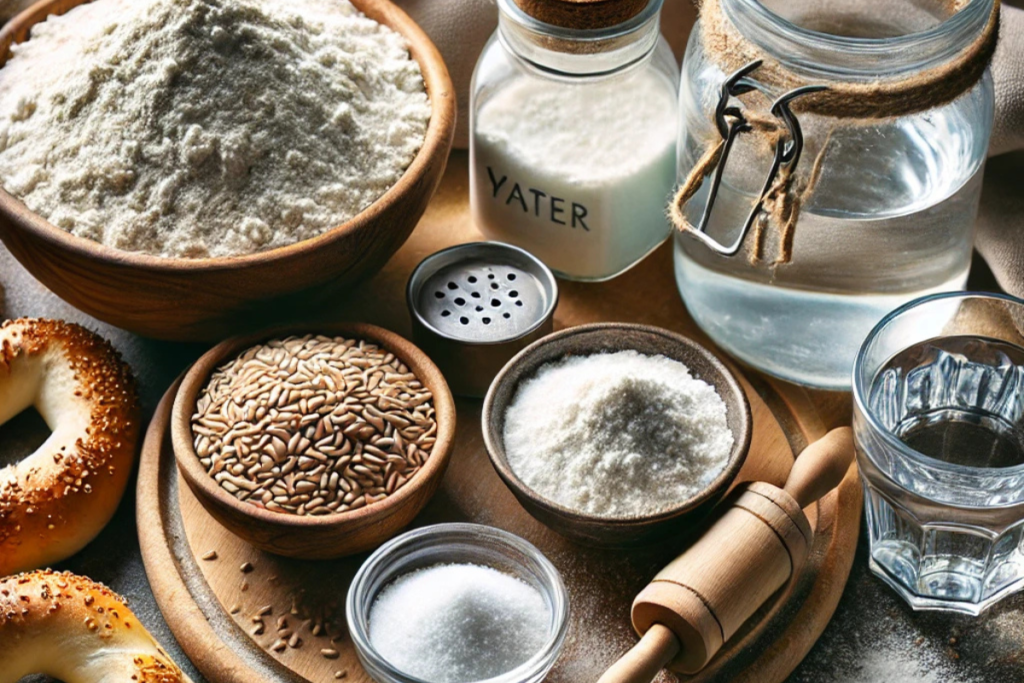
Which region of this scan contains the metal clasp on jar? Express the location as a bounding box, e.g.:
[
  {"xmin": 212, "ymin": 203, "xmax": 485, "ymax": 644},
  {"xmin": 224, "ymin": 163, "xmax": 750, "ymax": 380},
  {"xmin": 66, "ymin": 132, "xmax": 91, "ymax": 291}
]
[{"xmin": 686, "ymin": 60, "xmax": 828, "ymax": 257}]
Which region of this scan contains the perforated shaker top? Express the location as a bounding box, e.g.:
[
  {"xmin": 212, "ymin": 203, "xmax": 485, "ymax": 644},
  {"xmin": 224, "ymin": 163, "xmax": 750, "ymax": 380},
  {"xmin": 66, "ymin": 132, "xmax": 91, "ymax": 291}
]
[{"xmin": 410, "ymin": 243, "xmax": 557, "ymax": 344}]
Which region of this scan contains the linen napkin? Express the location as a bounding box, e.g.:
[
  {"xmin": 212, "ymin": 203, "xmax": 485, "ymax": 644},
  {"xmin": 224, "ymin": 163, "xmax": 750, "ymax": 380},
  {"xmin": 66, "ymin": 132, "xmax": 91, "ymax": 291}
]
[
  {"xmin": 0, "ymin": 0, "xmax": 32, "ymax": 23},
  {"xmin": 975, "ymin": 5, "xmax": 1024, "ymax": 300}
]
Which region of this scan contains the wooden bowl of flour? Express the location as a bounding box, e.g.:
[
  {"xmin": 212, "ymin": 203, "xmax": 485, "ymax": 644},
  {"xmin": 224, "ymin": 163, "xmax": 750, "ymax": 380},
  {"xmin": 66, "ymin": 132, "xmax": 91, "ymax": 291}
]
[
  {"xmin": 0, "ymin": 0, "xmax": 455, "ymax": 341},
  {"xmin": 482, "ymin": 323, "xmax": 753, "ymax": 548}
]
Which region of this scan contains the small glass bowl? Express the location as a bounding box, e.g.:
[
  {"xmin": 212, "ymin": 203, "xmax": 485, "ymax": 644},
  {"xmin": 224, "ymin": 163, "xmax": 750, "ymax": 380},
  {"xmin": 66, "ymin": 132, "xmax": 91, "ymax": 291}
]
[{"xmin": 346, "ymin": 523, "xmax": 570, "ymax": 683}]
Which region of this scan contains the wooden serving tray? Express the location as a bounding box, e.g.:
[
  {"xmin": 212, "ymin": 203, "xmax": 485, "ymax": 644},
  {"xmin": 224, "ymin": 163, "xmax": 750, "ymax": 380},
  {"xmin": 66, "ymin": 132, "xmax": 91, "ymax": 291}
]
[{"xmin": 137, "ymin": 152, "xmax": 862, "ymax": 683}]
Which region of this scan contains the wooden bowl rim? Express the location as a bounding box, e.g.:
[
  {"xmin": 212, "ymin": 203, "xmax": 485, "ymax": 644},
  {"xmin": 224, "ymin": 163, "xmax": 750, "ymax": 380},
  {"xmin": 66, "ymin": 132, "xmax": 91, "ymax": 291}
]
[
  {"xmin": 481, "ymin": 322, "xmax": 753, "ymax": 528},
  {"xmin": 170, "ymin": 322, "xmax": 456, "ymax": 531},
  {"xmin": 0, "ymin": 0, "xmax": 455, "ymax": 273}
]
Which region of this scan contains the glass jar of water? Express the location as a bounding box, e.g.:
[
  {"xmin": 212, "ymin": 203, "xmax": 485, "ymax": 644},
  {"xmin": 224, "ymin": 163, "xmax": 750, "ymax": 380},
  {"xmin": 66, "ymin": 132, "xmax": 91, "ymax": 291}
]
[{"xmin": 673, "ymin": 0, "xmax": 995, "ymax": 389}]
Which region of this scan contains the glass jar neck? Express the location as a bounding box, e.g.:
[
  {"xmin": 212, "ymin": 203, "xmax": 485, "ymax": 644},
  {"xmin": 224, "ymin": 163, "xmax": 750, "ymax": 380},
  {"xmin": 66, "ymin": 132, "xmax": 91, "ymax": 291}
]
[
  {"xmin": 496, "ymin": 0, "xmax": 664, "ymax": 77},
  {"xmin": 719, "ymin": 0, "xmax": 995, "ymax": 82}
]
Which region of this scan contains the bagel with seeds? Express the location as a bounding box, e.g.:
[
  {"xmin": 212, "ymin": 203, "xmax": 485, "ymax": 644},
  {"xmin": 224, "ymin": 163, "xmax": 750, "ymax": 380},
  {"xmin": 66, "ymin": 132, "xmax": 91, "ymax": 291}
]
[
  {"xmin": 0, "ymin": 318, "xmax": 140, "ymax": 575},
  {"xmin": 0, "ymin": 569, "xmax": 188, "ymax": 682}
]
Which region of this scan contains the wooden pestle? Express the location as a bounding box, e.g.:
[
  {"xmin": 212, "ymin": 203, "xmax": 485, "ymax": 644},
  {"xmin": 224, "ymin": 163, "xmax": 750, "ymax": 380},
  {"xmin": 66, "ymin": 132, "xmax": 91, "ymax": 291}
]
[{"xmin": 598, "ymin": 427, "xmax": 854, "ymax": 683}]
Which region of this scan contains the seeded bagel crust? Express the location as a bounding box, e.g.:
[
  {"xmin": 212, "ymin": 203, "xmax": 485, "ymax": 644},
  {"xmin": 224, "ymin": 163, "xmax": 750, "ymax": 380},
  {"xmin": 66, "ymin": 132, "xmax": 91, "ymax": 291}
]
[
  {"xmin": 0, "ymin": 570, "xmax": 186, "ymax": 682},
  {"xmin": 0, "ymin": 319, "xmax": 140, "ymax": 576}
]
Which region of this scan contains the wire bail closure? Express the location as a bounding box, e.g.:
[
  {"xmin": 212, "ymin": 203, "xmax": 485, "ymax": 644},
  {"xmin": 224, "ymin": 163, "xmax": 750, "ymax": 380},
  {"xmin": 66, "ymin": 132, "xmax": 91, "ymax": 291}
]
[{"xmin": 684, "ymin": 60, "xmax": 828, "ymax": 257}]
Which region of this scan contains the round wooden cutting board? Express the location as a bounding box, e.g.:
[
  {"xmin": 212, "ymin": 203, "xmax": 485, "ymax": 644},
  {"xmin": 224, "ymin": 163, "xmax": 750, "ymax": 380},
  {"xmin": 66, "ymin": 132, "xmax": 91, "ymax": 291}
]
[{"xmin": 137, "ymin": 152, "xmax": 862, "ymax": 683}]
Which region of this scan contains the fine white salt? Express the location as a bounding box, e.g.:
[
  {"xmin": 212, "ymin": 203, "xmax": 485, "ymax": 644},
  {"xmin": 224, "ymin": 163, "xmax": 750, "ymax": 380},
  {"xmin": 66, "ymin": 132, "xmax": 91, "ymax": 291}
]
[
  {"xmin": 502, "ymin": 350, "xmax": 734, "ymax": 518},
  {"xmin": 368, "ymin": 563, "xmax": 550, "ymax": 683}
]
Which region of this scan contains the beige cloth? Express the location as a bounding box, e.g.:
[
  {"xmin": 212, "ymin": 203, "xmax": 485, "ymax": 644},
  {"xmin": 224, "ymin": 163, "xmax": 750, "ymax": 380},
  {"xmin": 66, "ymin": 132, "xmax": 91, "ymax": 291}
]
[
  {"xmin": 395, "ymin": 0, "xmax": 498, "ymax": 148},
  {"xmin": 991, "ymin": 3, "xmax": 1024, "ymax": 156},
  {"xmin": 976, "ymin": 4, "xmax": 1024, "ymax": 297},
  {"xmin": 0, "ymin": 0, "xmax": 33, "ymax": 23}
]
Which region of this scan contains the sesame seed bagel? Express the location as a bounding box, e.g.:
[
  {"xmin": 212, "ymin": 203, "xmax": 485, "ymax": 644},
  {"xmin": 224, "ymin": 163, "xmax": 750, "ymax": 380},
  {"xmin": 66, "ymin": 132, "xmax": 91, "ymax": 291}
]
[
  {"xmin": 0, "ymin": 319, "xmax": 139, "ymax": 576},
  {"xmin": 0, "ymin": 570, "xmax": 188, "ymax": 682}
]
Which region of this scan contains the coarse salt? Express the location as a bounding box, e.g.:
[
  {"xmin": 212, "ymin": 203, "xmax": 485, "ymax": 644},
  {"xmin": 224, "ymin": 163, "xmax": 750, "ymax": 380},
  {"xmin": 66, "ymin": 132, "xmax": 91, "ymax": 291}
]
[
  {"xmin": 502, "ymin": 350, "xmax": 734, "ymax": 518},
  {"xmin": 368, "ymin": 563, "xmax": 550, "ymax": 683}
]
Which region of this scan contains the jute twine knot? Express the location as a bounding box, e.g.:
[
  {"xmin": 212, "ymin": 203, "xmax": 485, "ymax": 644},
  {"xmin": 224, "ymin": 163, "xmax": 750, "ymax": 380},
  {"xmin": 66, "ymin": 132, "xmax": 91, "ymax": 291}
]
[{"xmin": 671, "ymin": 0, "xmax": 1001, "ymax": 266}]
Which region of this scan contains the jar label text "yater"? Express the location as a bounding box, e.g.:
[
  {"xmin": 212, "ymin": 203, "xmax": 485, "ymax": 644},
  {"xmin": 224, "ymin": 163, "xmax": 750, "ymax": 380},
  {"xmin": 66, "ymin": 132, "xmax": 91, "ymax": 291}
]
[{"xmin": 487, "ymin": 167, "xmax": 590, "ymax": 231}]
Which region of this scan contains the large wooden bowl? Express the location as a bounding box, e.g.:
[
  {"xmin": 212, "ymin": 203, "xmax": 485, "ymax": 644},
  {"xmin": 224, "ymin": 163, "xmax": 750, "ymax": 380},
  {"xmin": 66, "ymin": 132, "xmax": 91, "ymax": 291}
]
[
  {"xmin": 482, "ymin": 323, "xmax": 753, "ymax": 547},
  {"xmin": 170, "ymin": 323, "xmax": 456, "ymax": 559},
  {"xmin": 0, "ymin": 0, "xmax": 455, "ymax": 341}
]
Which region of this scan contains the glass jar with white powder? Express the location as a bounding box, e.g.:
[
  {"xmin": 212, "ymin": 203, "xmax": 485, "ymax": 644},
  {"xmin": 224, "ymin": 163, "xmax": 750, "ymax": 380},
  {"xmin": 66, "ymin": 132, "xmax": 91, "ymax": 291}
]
[{"xmin": 470, "ymin": 0, "xmax": 679, "ymax": 281}]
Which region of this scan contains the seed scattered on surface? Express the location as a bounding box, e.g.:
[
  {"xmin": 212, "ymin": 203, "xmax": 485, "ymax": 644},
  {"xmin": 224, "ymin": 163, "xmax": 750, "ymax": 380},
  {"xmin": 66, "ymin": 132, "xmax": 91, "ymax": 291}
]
[
  {"xmin": 322, "ymin": 648, "xmax": 339, "ymax": 659},
  {"xmin": 288, "ymin": 633, "xmax": 301, "ymax": 648},
  {"xmin": 335, "ymin": 671, "xmax": 348, "ymax": 679},
  {"xmin": 240, "ymin": 580, "xmax": 249, "ymax": 592},
  {"xmin": 251, "ymin": 623, "xmax": 265, "ymax": 636},
  {"xmin": 271, "ymin": 639, "xmax": 287, "ymax": 652},
  {"xmin": 201, "ymin": 550, "xmax": 218, "ymax": 561},
  {"xmin": 191, "ymin": 335, "xmax": 436, "ymax": 517},
  {"xmin": 230, "ymin": 604, "xmax": 241, "ymax": 615},
  {"xmin": 240, "ymin": 562, "xmax": 255, "ymax": 573},
  {"xmin": 257, "ymin": 605, "xmax": 272, "ymax": 616}
]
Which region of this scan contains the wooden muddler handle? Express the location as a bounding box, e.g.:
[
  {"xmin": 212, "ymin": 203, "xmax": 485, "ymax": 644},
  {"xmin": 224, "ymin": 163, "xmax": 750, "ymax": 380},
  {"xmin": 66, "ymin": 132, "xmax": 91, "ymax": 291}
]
[{"xmin": 600, "ymin": 427, "xmax": 854, "ymax": 683}]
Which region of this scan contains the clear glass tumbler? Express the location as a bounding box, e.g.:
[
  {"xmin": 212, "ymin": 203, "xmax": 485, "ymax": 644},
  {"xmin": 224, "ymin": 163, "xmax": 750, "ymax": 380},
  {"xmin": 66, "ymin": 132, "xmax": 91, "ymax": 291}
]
[{"xmin": 853, "ymin": 292, "xmax": 1024, "ymax": 615}]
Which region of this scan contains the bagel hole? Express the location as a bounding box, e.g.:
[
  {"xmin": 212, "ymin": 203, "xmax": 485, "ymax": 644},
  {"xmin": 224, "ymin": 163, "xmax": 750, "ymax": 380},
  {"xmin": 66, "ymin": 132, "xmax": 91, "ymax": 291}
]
[{"xmin": 0, "ymin": 407, "xmax": 51, "ymax": 468}]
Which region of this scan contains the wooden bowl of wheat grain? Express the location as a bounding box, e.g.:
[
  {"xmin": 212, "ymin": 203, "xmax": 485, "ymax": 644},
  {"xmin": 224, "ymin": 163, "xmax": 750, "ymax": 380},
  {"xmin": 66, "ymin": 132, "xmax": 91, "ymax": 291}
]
[
  {"xmin": 0, "ymin": 0, "xmax": 455, "ymax": 341},
  {"xmin": 170, "ymin": 323, "xmax": 457, "ymax": 558}
]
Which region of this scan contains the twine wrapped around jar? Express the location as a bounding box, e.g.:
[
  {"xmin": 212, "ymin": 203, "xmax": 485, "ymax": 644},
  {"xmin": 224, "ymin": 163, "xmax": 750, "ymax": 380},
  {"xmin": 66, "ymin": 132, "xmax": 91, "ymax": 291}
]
[{"xmin": 670, "ymin": 0, "xmax": 1002, "ymax": 265}]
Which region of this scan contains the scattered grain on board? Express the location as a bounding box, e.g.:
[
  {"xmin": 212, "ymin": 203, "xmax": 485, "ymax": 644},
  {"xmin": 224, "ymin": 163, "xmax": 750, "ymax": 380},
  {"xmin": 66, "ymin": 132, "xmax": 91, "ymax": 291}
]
[{"xmin": 192, "ymin": 334, "xmax": 436, "ymax": 516}]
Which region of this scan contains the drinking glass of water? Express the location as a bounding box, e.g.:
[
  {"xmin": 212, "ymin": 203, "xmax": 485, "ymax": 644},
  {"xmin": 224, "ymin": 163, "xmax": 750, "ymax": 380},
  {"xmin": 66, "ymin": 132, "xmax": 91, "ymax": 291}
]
[{"xmin": 853, "ymin": 292, "xmax": 1024, "ymax": 615}]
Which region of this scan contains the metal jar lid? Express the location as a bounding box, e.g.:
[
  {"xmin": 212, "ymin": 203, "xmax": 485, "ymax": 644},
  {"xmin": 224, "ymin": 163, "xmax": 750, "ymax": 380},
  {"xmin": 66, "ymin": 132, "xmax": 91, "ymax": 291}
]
[{"xmin": 407, "ymin": 242, "xmax": 559, "ymax": 397}]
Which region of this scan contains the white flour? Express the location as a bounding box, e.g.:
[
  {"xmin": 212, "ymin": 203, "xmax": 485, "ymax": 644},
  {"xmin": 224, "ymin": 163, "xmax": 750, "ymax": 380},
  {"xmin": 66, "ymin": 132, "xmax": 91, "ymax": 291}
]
[
  {"xmin": 0, "ymin": 0, "xmax": 430, "ymax": 258},
  {"xmin": 471, "ymin": 72, "xmax": 677, "ymax": 280},
  {"xmin": 502, "ymin": 350, "xmax": 734, "ymax": 518}
]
